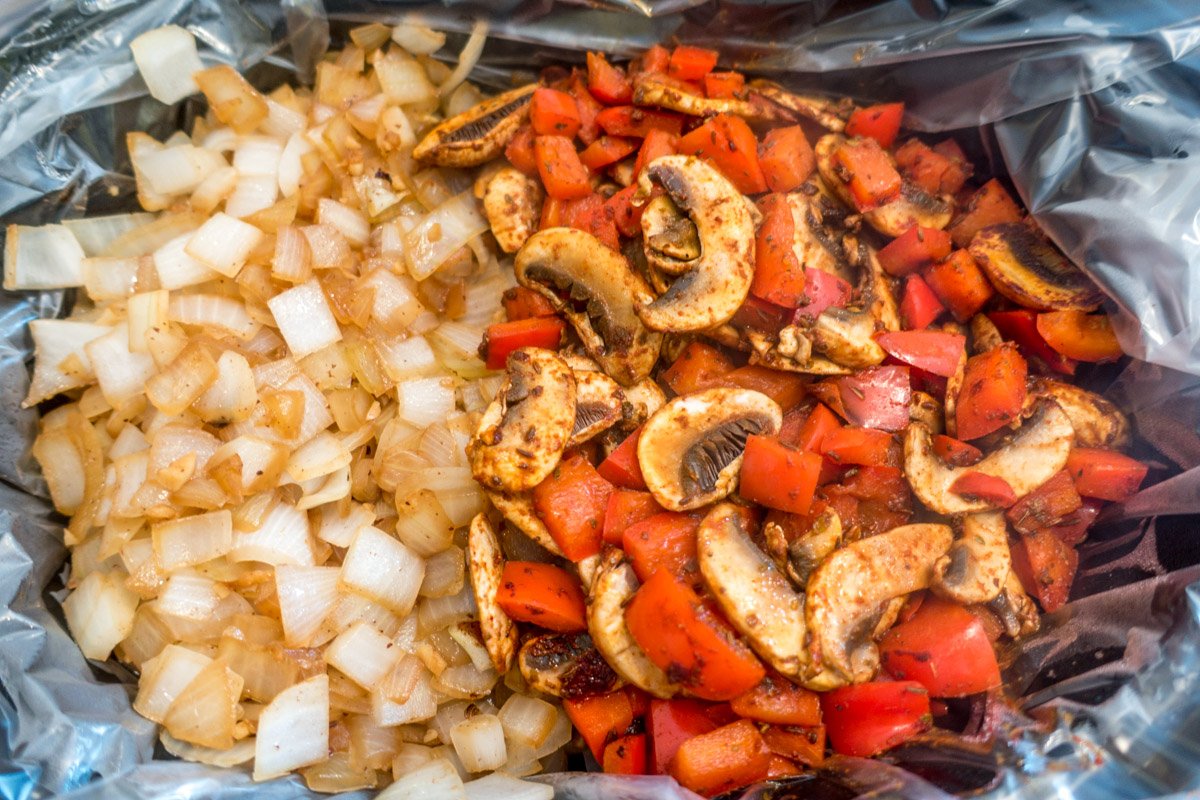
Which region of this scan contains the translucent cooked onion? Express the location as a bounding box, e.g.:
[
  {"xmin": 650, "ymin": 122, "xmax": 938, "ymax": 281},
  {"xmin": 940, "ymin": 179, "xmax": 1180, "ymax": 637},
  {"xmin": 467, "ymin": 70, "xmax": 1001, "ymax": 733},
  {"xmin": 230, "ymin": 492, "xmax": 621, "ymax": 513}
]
[
  {"xmin": 377, "ymin": 757, "xmax": 464, "ymax": 800},
  {"xmin": 340, "ymin": 526, "xmax": 424, "ymax": 614},
  {"xmin": 275, "ymin": 565, "xmax": 340, "ymax": 646},
  {"xmin": 253, "ymin": 674, "xmax": 330, "ymax": 780},
  {"xmin": 324, "ymin": 620, "xmax": 405, "ymax": 691},
  {"xmin": 403, "ymin": 192, "xmax": 489, "ymax": 281},
  {"xmin": 152, "ymin": 510, "xmax": 233, "ymax": 571},
  {"xmin": 497, "ymin": 694, "xmax": 559, "ymax": 751},
  {"xmin": 450, "ymin": 713, "xmax": 506, "ymax": 773}
]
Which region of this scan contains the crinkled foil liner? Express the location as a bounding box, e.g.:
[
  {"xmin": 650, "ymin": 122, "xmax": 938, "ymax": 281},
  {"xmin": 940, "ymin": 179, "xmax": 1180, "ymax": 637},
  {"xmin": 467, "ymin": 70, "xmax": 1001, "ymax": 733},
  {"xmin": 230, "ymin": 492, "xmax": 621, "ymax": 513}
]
[{"xmin": 2, "ymin": 1, "xmax": 1200, "ymax": 798}]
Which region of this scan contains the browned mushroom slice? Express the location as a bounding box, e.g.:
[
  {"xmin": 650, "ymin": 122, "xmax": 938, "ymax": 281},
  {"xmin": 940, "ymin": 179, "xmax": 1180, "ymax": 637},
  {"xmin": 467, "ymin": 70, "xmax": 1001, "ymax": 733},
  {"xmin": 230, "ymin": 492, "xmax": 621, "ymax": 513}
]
[
  {"xmin": 634, "ymin": 156, "xmax": 756, "ymax": 332},
  {"xmin": 969, "ymin": 313, "xmax": 1004, "ymax": 354},
  {"xmin": 517, "ymin": 632, "xmax": 624, "ymax": 698},
  {"xmin": 806, "ymin": 523, "xmax": 954, "ymax": 684},
  {"xmin": 467, "ymin": 514, "xmax": 518, "ymax": 674},
  {"xmin": 811, "ymin": 308, "xmax": 887, "ymax": 369},
  {"xmin": 1027, "ymin": 377, "xmax": 1130, "ymax": 449},
  {"xmin": 785, "ymin": 509, "xmax": 843, "ymax": 587},
  {"xmin": 941, "ymin": 347, "xmax": 968, "ymax": 438},
  {"xmin": 413, "ymin": 83, "xmax": 536, "ymax": 167},
  {"xmin": 515, "ymin": 228, "xmax": 662, "ymax": 386},
  {"xmin": 969, "ymin": 223, "xmax": 1104, "ymax": 311},
  {"xmin": 587, "ymin": 550, "xmax": 680, "ymax": 698},
  {"xmin": 633, "ymin": 74, "xmax": 781, "ymax": 121},
  {"xmin": 910, "ymin": 391, "xmax": 944, "ymax": 434},
  {"xmin": 747, "ymin": 80, "xmax": 854, "ymax": 131},
  {"xmin": 988, "ymin": 570, "xmax": 1041, "ymax": 637},
  {"xmin": 932, "ymin": 511, "xmax": 1011, "ymax": 604},
  {"xmin": 618, "ymin": 378, "xmax": 666, "ymax": 427},
  {"xmin": 568, "ymin": 369, "xmax": 624, "ymax": 447},
  {"xmin": 475, "ymin": 166, "xmax": 542, "ymax": 253},
  {"xmin": 698, "ymin": 504, "xmax": 808, "ymax": 678},
  {"xmin": 468, "ymin": 347, "xmax": 575, "ymax": 493},
  {"xmin": 904, "ymin": 400, "xmax": 1074, "ymax": 516},
  {"xmin": 484, "ymin": 489, "xmax": 564, "ymax": 557},
  {"xmin": 641, "ymin": 195, "xmax": 701, "ymax": 275},
  {"xmin": 638, "ymin": 387, "xmax": 783, "ymax": 511},
  {"xmin": 787, "ymin": 191, "xmax": 855, "ymax": 286}
]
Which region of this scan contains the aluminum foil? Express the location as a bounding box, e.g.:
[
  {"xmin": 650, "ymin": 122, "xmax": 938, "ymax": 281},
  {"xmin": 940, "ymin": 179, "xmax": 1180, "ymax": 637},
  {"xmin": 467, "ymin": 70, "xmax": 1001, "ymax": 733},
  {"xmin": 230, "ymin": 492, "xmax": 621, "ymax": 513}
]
[{"xmin": 2, "ymin": 1, "xmax": 1200, "ymax": 798}]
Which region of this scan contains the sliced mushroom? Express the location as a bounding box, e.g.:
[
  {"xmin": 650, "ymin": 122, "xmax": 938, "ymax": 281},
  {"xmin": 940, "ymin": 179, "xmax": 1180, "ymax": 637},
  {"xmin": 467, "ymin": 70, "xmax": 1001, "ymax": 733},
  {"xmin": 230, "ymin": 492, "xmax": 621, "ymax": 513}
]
[
  {"xmin": 969, "ymin": 223, "xmax": 1104, "ymax": 311},
  {"xmin": 811, "ymin": 307, "xmax": 886, "ymax": 369},
  {"xmin": 467, "ymin": 514, "xmax": 518, "ymax": 674},
  {"xmin": 569, "ymin": 369, "xmax": 625, "ymax": 447},
  {"xmin": 748, "ymin": 80, "xmax": 854, "ymax": 131},
  {"xmin": 517, "ymin": 632, "xmax": 624, "ymax": 699},
  {"xmin": 858, "ymin": 237, "xmax": 902, "ymax": 333},
  {"xmin": 787, "ymin": 191, "xmax": 854, "ymax": 286},
  {"xmin": 698, "ymin": 504, "xmax": 808, "ymax": 678},
  {"xmin": 786, "ymin": 509, "xmax": 843, "ymax": 587},
  {"xmin": 807, "ymin": 523, "xmax": 954, "ymax": 684},
  {"xmin": 910, "ymin": 391, "xmax": 943, "ymax": 434},
  {"xmin": 587, "ymin": 550, "xmax": 680, "ymax": 698},
  {"xmin": 638, "ymin": 387, "xmax": 783, "ymax": 511},
  {"xmin": 904, "ymin": 400, "xmax": 1075, "ymax": 516},
  {"xmin": 484, "ymin": 489, "xmax": 564, "ymax": 557},
  {"xmin": 476, "ymin": 166, "xmax": 542, "ymax": 253},
  {"xmin": 618, "ymin": 378, "xmax": 666, "ymax": 427},
  {"xmin": 515, "ymin": 228, "xmax": 663, "ymax": 386},
  {"xmin": 633, "ymin": 74, "xmax": 779, "ymax": 121},
  {"xmin": 413, "ymin": 83, "xmax": 536, "ymax": 167},
  {"xmin": 941, "ymin": 347, "xmax": 968, "ymax": 438},
  {"xmin": 642, "ymin": 194, "xmax": 702, "ymax": 274},
  {"xmin": 932, "ymin": 511, "xmax": 1011, "ymax": 604},
  {"xmin": 988, "ymin": 570, "xmax": 1041, "ymax": 638},
  {"xmin": 634, "ymin": 156, "xmax": 756, "ymax": 332},
  {"xmin": 1027, "ymin": 377, "xmax": 1130, "ymax": 450},
  {"xmin": 468, "ymin": 348, "xmax": 576, "ymax": 493},
  {"xmin": 969, "ymin": 313, "xmax": 1004, "ymax": 354}
]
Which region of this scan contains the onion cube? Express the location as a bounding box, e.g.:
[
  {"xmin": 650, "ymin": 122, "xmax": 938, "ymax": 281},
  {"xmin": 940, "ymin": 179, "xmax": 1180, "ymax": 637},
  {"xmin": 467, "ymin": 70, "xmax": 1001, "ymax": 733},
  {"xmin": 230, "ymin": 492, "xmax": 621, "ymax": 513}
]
[
  {"xmin": 130, "ymin": 25, "xmax": 205, "ymax": 105},
  {"xmin": 266, "ymin": 278, "xmax": 342, "ymax": 359}
]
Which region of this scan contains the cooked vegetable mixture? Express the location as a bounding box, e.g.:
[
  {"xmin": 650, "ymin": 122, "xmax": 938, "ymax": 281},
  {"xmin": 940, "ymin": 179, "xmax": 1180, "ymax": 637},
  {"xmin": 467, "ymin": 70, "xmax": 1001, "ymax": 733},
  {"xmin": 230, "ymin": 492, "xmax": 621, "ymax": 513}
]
[{"xmin": 9, "ymin": 21, "xmax": 1148, "ymax": 797}]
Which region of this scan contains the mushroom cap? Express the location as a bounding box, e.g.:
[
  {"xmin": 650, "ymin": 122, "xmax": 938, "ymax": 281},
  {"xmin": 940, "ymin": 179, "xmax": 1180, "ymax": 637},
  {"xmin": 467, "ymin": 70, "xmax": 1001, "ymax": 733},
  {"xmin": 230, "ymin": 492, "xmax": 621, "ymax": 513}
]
[
  {"xmin": 641, "ymin": 194, "xmax": 701, "ymax": 275},
  {"xmin": 634, "ymin": 156, "xmax": 757, "ymax": 333},
  {"xmin": 970, "ymin": 223, "xmax": 1104, "ymax": 311},
  {"xmin": 806, "ymin": 522, "xmax": 954, "ymax": 684},
  {"xmin": 517, "ymin": 632, "xmax": 624, "ymax": 699},
  {"xmin": 904, "ymin": 399, "xmax": 1075, "ymax": 516},
  {"xmin": 587, "ymin": 549, "xmax": 680, "ymax": 698},
  {"xmin": 468, "ymin": 347, "xmax": 576, "ymax": 493},
  {"xmin": 638, "ymin": 387, "xmax": 783, "ymax": 511},
  {"xmin": 697, "ymin": 503, "xmax": 808, "ymax": 678},
  {"xmin": 515, "ymin": 227, "xmax": 663, "ymax": 386},
  {"xmin": 467, "ymin": 514, "xmax": 518, "ymax": 674},
  {"xmin": 413, "ymin": 83, "xmax": 535, "ymax": 167},
  {"xmin": 932, "ymin": 511, "xmax": 1012, "ymax": 604},
  {"xmin": 478, "ymin": 166, "xmax": 542, "ymax": 254},
  {"xmin": 568, "ymin": 368, "xmax": 625, "ymax": 447}
]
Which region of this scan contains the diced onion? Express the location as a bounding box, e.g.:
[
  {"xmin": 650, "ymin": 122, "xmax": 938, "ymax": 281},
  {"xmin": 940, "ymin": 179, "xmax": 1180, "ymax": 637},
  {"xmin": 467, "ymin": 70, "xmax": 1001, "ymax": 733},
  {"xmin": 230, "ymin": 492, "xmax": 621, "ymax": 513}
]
[
  {"xmin": 302, "ymin": 752, "xmax": 377, "ymax": 793},
  {"xmin": 373, "ymin": 50, "xmax": 437, "ymax": 105},
  {"xmin": 3, "ymin": 223, "xmax": 87, "ymax": 290},
  {"xmin": 184, "ymin": 212, "xmax": 264, "ymax": 277},
  {"xmin": 24, "ymin": 320, "xmax": 112, "ymax": 406},
  {"xmin": 162, "ymin": 658, "xmax": 243, "ymax": 749},
  {"xmin": 340, "ymin": 526, "xmax": 424, "ymax": 614},
  {"xmin": 275, "ymin": 565, "xmax": 340, "ymax": 646},
  {"xmin": 62, "ymin": 570, "xmax": 139, "ymax": 660},
  {"xmin": 152, "ymin": 510, "xmax": 233, "ymax": 571},
  {"xmin": 420, "ymin": 546, "xmax": 464, "ymax": 599},
  {"xmin": 417, "ymin": 582, "xmax": 476, "ymax": 636},
  {"xmin": 316, "ymin": 501, "xmax": 374, "ymax": 548},
  {"xmin": 390, "ymin": 21, "xmax": 446, "ymax": 55},
  {"xmin": 324, "ymin": 620, "xmax": 405, "ymax": 691},
  {"xmin": 497, "ymin": 694, "xmax": 560, "ymax": 751},
  {"xmin": 225, "ymin": 175, "xmax": 279, "ymax": 219},
  {"xmin": 253, "ymin": 674, "xmax": 330, "ymax": 780},
  {"xmin": 267, "ymin": 278, "xmax": 343, "ymax": 359},
  {"xmin": 463, "ymin": 773, "xmax": 554, "ymax": 800},
  {"xmin": 84, "ymin": 326, "xmax": 158, "ymax": 406},
  {"xmin": 230, "ymin": 500, "xmax": 315, "ymax": 566},
  {"xmin": 194, "ymin": 65, "xmax": 269, "ymax": 135},
  {"xmin": 133, "ymin": 644, "xmax": 213, "ymax": 723},
  {"xmin": 130, "ymin": 25, "xmax": 204, "ymax": 104},
  {"xmin": 232, "ymin": 136, "xmax": 283, "ymax": 178},
  {"xmin": 193, "ymin": 350, "xmax": 257, "ymax": 424},
  {"xmin": 272, "ymin": 225, "xmax": 312, "ymax": 283},
  {"xmin": 318, "ymin": 198, "xmax": 370, "ymax": 247},
  {"xmin": 450, "ymin": 713, "xmax": 506, "ymax": 772},
  {"xmin": 371, "ymin": 667, "xmax": 437, "ymax": 727},
  {"xmin": 396, "ymin": 377, "xmax": 456, "ymax": 429},
  {"xmin": 136, "ymin": 144, "xmax": 227, "ymax": 197},
  {"xmin": 403, "ymin": 192, "xmax": 488, "ymax": 281}
]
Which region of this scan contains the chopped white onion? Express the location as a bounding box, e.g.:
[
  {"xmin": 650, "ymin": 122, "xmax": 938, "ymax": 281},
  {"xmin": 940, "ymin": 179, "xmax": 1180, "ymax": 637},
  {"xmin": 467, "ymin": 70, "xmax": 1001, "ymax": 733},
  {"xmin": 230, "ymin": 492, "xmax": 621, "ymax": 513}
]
[
  {"xmin": 254, "ymin": 674, "xmax": 330, "ymax": 780},
  {"xmin": 396, "ymin": 377, "xmax": 456, "ymax": 429},
  {"xmin": 126, "ymin": 289, "xmax": 169, "ymax": 354},
  {"xmin": 420, "ymin": 546, "xmax": 464, "ymax": 599},
  {"xmin": 373, "ymin": 50, "xmax": 437, "ymax": 105},
  {"xmin": 318, "ymin": 198, "xmax": 370, "ymax": 247},
  {"xmin": 130, "ymin": 25, "xmax": 204, "ymax": 104},
  {"xmin": 267, "ymin": 278, "xmax": 343, "ymax": 359},
  {"xmin": 153, "ymin": 233, "xmax": 218, "ymax": 290},
  {"xmin": 3, "ymin": 223, "xmax": 86, "ymax": 290},
  {"xmin": 84, "ymin": 326, "xmax": 158, "ymax": 407},
  {"xmin": 390, "ymin": 22, "xmax": 446, "ymax": 55},
  {"xmin": 394, "ymin": 489, "xmax": 454, "ymax": 556},
  {"xmin": 133, "ymin": 644, "xmax": 214, "ymax": 723},
  {"xmin": 162, "ymin": 658, "xmax": 243, "ymax": 749},
  {"xmin": 224, "ymin": 175, "xmax": 278, "ymax": 219},
  {"xmin": 324, "ymin": 620, "xmax": 405, "ymax": 690},
  {"xmin": 302, "ymin": 223, "xmax": 351, "ymax": 269},
  {"xmin": 275, "ymin": 565, "xmax": 340, "ymax": 646},
  {"xmin": 193, "ymin": 351, "xmax": 257, "ymax": 424},
  {"xmin": 498, "ymin": 694, "xmax": 559, "ymax": 751},
  {"xmin": 296, "ymin": 465, "xmax": 351, "ymax": 511},
  {"xmin": 24, "ymin": 319, "xmax": 112, "ymax": 406},
  {"xmin": 450, "ymin": 713, "xmax": 506, "ymax": 773},
  {"xmin": 438, "ymin": 20, "xmax": 488, "ymax": 99},
  {"xmin": 82, "ymin": 255, "xmax": 140, "ymax": 301},
  {"xmin": 371, "ymin": 666, "xmax": 438, "ymax": 727},
  {"xmin": 277, "ymin": 132, "xmax": 313, "ymax": 198},
  {"xmin": 230, "ymin": 500, "xmax": 315, "ymax": 566},
  {"xmin": 194, "ymin": 64, "xmax": 269, "ymax": 135},
  {"xmin": 377, "ymin": 757, "xmax": 465, "ymax": 800},
  {"xmin": 376, "ymin": 335, "xmax": 439, "ymax": 382},
  {"xmin": 271, "ymin": 225, "xmax": 312, "ymax": 283},
  {"xmin": 463, "ymin": 773, "xmax": 553, "ymax": 800},
  {"xmin": 232, "ymin": 136, "xmax": 283, "ymax": 178},
  {"xmin": 136, "ymin": 144, "xmax": 227, "ymax": 197},
  {"xmin": 61, "ymin": 570, "xmax": 139, "ymax": 660},
  {"xmin": 316, "ymin": 501, "xmax": 374, "ymax": 548},
  {"xmin": 262, "ymin": 99, "xmax": 307, "ymax": 139},
  {"xmin": 64, "ymin": 212, "xmax": 156, "ymax": 256},
  {"xmin": 340, "ymin": 526, "xmax": 424, "ymax": 614},
  {"xmin": 403, "ymin": 192, "xmax": 488, "ymax": 281},
  {"xmin": 360, "ymin": 267, "xmax": 423, "ymax": 331},
  {"xmin": 417, "ymin": 582, "xmax": 476, "ymax": 636},
  {"xmin": 184, "ymin": 212, "xmax": 264, "ymax": 277},
  {"xmin": 152, "ymin": 510, "xmax": 233, "ymax": 571},
  {"xmin": 287, "ymin": 431, "xmax": 352, "ymax": 483}
]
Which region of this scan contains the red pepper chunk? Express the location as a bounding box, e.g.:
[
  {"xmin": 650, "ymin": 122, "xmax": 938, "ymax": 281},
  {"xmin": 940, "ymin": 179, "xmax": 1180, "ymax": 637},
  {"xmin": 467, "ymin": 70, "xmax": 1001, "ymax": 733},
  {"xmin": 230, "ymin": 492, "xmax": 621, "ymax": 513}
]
[
  {"xmin": 819, "ymin": 427, "xmax": 898, "ymax": 468},
  {"xmin": 501, "ymin": 286, "xmax": 557, "ymax": 321},
  {"xmin": 821, "ymin": 681, "xmax": 931, "ymax": 757},
  {"xmin": 668, "ymin": 45, "xmax": 720, "ymax": 81},
  {"xmin": 730, "ymin": 674, "xmax": 822, "ymax": 727},
  {"xmin": 504, "ymin": 124, "xmax": 538, "ymax": 176},
  {"xmin": 622, "ymin": 512, "xmax": 700, "ymax": 584},
  {"xmin": 988, "ymin": 309, "xmax": 1077, "ymax": 375},
  {"xmin": 950, "ymin": 470, "xmax": 1017, "ymax": 508},
  {"xmin": 761, "ymin": 725, "xmax": 826, "ymax": 768},
  {"xmin": 587, "ymin": 52, "xmax": 633, "ymax": 105},
  {"xmin": 1036, "ymin": 311, "xmax": 1124, "ymax": 363},
  {"xmin": 602, "ymin": 488, "xmax": 663, "ymax": 545},
  {"xmin": 750, "ymin": 193, "xmax": 805, "ymax": 307},
  {"xmin": 955, "ymin": 343, "xmax": 1027, "ymax": 440},
  {"xmin": 603, "ymin": 733, "xmax": 648, "ymax": 775},
  {"xmin": 531, "ymin": 452, "xmax": 613, "ymax": 561},
  {"xmin": 530, "ymin": 88, "xmax": 582, "ymax": 138},
  {"xmin": 564, "ymin": 689, "xmax": 638, "ymax": 762},
  {"xmin": 597, "ymin": 426, "xmax": 647, "ymax": 490},
  {"xmin": 758, "ymin": 126, "xmax": 816, "ymax": 193},
  {"xmin": 677, "ymin": 113, "xmax": 767, "ymax": 195},
  {"xmin": 900, "ymin": 274, "xmax": 946, "ymax": 329},
  {"xmin": 496, "ymin": 561, "xmax": 588, "ymax": 632},
  {"xmin": 923, "ymin": 249, "xmax": 994, "ymax": 321},
  {"xmin": 660, "ymin": 341, "xmax": 735, "ymax": 396},
  {"xmin": 579, "ymin": 135, "xmax": 639, "ymax": 171},
  {"xmin": 647, "ymin": 699, "xmax": 718, "ymax": 774},
  {"xmin": 739, "ymin": 435, "xmax": 822, "ymax": 515},
  {"xmin": 932, "ymin": 434, "xmax": 983, "ymax": 467},
  {"xmin": 482, "ymin": 317, "xmax": 565, "ymax": 370},
  {"xmin": 669, "ymin": 719, "xmax": 772, "ymax": 797},
  {"xmin": 949, "ymin": 178, "xmax": 1023, "ymax": 247},
  {"xmin": 877, "ymin": 225, "xmax": 953, "ymax": 277},
  {"xmin": 875, "ymin": 330, "xmax": 966, "ymax": 378},
  {"xmin": 1010, "ymin": 528, "xmax": 1078, "ymax": 612},
  {"xmin": 894, "ymin": 138, "xmax": 971, "ymax": 196},
  {"xmin": 845, "ymin": 102, "xmax": 905, "ymax": 149},
  {"xmin": 834, "ymin": 138, "xmax": 902, "ymax": 210},
  {"xmin": 534, "ymin": 135, "xmax": 593, "ymax": 200},
  {"xmin": 704, "ymin": 70, "xmax": 745, "ymax": 99},
  {"xmin": 1007, "ymin": 469, "xmax": 1082, "ymax": 534},
  {"xmin": 596, "ymin": 106, "xmax": 684, "ymax": 138},
  {"xmin": 879, "ymin": 596, "xmax": 1002, "ymax": 696},
  {"xmin": 1065, "ymin": 448, "xmax": 1148, "ymax": 502},
  {"xmin": 633, "ymin": 128, "xmax": 677, "ymax": 178}
]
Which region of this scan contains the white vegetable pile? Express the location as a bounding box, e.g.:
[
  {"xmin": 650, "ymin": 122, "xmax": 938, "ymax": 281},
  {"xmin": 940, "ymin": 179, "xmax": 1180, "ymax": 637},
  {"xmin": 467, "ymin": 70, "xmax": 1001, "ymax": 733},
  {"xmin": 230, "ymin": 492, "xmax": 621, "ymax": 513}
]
[{"xmin": 10, "ymin": 20, "xmax": 561, "ymax": 797}]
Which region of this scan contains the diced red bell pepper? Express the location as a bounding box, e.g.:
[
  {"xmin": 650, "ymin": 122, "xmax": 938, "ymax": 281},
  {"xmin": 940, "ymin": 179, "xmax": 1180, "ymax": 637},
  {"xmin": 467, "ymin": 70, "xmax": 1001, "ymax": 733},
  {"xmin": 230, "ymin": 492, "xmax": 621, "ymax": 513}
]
[
  {"xmin": 894, "ymin": 138, "xmax": 971, "ymax": 196},
  {"xmin": 668, "ymin": 719, "xmax": 772, "ymax": 797},
  {"xmin": 622, "ymin": 511, "xmax": 701, "ymax": 584},
  {"xmin": 579, "ymin": 135, "xmax": 639, "ymax": 171},
  {"xmin": 819, "ymin": 427, "xmax": 899, "ymax": 468},
  {"xmin": 647, "ymin": 698, "xmax": 719, "ymax": 774},
  {"xmin": 496, "ymin": 561, "xmax": 588, "ymax": 632},
  {"xmin": 539, "ymin": 196, "xmax": 566, "ymax": 230},
  {"xmin": 677, "ymin": 113, "xmax": 767, "ymax": 195},
  {"xmin": 587, "ymin": 52, "xmax": 633, "ymax": 105},
  {"xmin": 761, "ymin": 725, "xmax": 826, "ymax": 768},
  {"xmin": 720, "ymin": 365, "xmax": 808, "ymax": 411},
  {"xmin": 836, "ymin": 365, "xmax": 912, "ymax": 432},
  {"xmin": 1007, "ymin": 469, "xmax": 1082, "ymax": 534},
  {"xmin": 877, "ymin": 225, "xmax": 953, "ymax": 277},
  {"xmin": 950, "ymin": 471, "xmax": 1017, "ymax": 508},
  {"xmin": 739, "ymin": 435, "xmax": 822, "ymax": 515},
  {"xmin": 704, "ymin": 70, "xmax": 745, "ymax": 99},
  {"xmin": 603, "ymin": 733, "xmax": 648, "ymax": 775},
  {"xmin": 596, "ymin": 106, "xmax": 684, "ymax": 138},
  {"xmin": 605, "ymin": 185, "xmax": 644, "ymax": 238},
  {"xmin": 879, "ymin": 596, "xmax": 1002, "ymax": 697},
  {"xmin": 923, "ymin": 249, "xmax": 994, "ymax": 321},
  {"xmin": 1010, "ymin": 529, "xmax": 1078, "ymax": 613},
  {"xmin": 949, "ymin": 178, "xmax": 1023, "ymax": 247},
  {"xmin": 731, "ymin": 674, "xmax": 822, "ymax": 726},
  {"xmin": 1036, "ymin": 311, "xmax": 1124, "ymax": 363},
  {"xmin": 786, "ymin": 402, "xmax": 842, "ymax": 452},
  {"xmin": 502, "ymin": 286, "xmax": 558, "ymax": 321},
  {"xmin": 987, "ymin": 309, "xmax": 1077, "ymax": 375},
  {"xmin": 626, "ymin": 569, "xmax": 766, "ymax": 701},
  {"xmin": 603, "ymin": 488, "xmax": 663, "ymax": 546},
  {"xmin": 932, "ymin": 434, "xmax": 983, "ymax": 467},
  {"xmin": 638, "ymin": 45, "xmax": 671, "ymax": 76},
  {"xmin": 531, "ymin": 452, "xmax": 614, "ymax": 561},
  {"xmin": 597, "ymin": 426, "xmax": 647, "ymax": 490},
  {"xmin": 834, "ymin": 138, "xmax": 902, "ymax": 210},
  {"xmin": 845, "ymin": 102, "xmax": 905, "ymax": 149},
  {"xmin": 505, "ymin": 124, "xmax": 538, "ymax": 176},
  {"xmin": 730, "ymin": 295, "xmax": 793, "ymax": 334},
  {"xmin": 564, "ymin": 689, "xmax": 639, "ymax": 762},
  {"xmin": 530, "ymin": 87, "xmax": 583, "ymax": 138},
  {"xmin": 562, "ymin": 192, "xmax": 620, "ymax": 251},
  {"xmin": 758, "ymin": 126, "xmax": 816, "ymax": 193},
  {"xmin": 765, "ymin": 755, "xmax": 805, "ymax": 779},
  {"xmin": 660, "ymin": 341, "xmax": 735, "ymax": 396},
  {"xmin": 1065, "ymin": 448, "xmax": 1148, "ymax": 502},
  {"xmin": 794, "ymin": 268, "xmax": 852, "ymax": 323},
  {"xmin": 534, "ymin": 135, "xmax": 593, "ymax": 200},
  {"xmin": 900, "ymin": 274, "xmax": 946, "ymax": 330},
  {"xmin": 750, "ymin": 193, "xmax": 805, "ymax": 307},
  {"xmin": 633, "ymin": 128, "xmax": 677, "ymax": 178},
  {"xmin": 1049, "ymin": 498, "xmax": 1104, "ymax": 546},
  {"xmin": 875, "ymin": 330, "xmax": 965, "ymax": 378},
  {"xmin": 955, "ymin": 343, "xmax": 1027, "ymax": 440},
  {"xmin": 821, "ymin": 681, "xmax": 931, "ymax": 757},
  {"xmin": 569, "ymin": 71, "xmax": 604, "ymax": 145},
  {"xmin": 482, "ymin": 317, "xmax": 566, "ymax": 370},
  {"xmin": 668, "ymin": 45, "xmax": 720, "ymax": 81}
]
